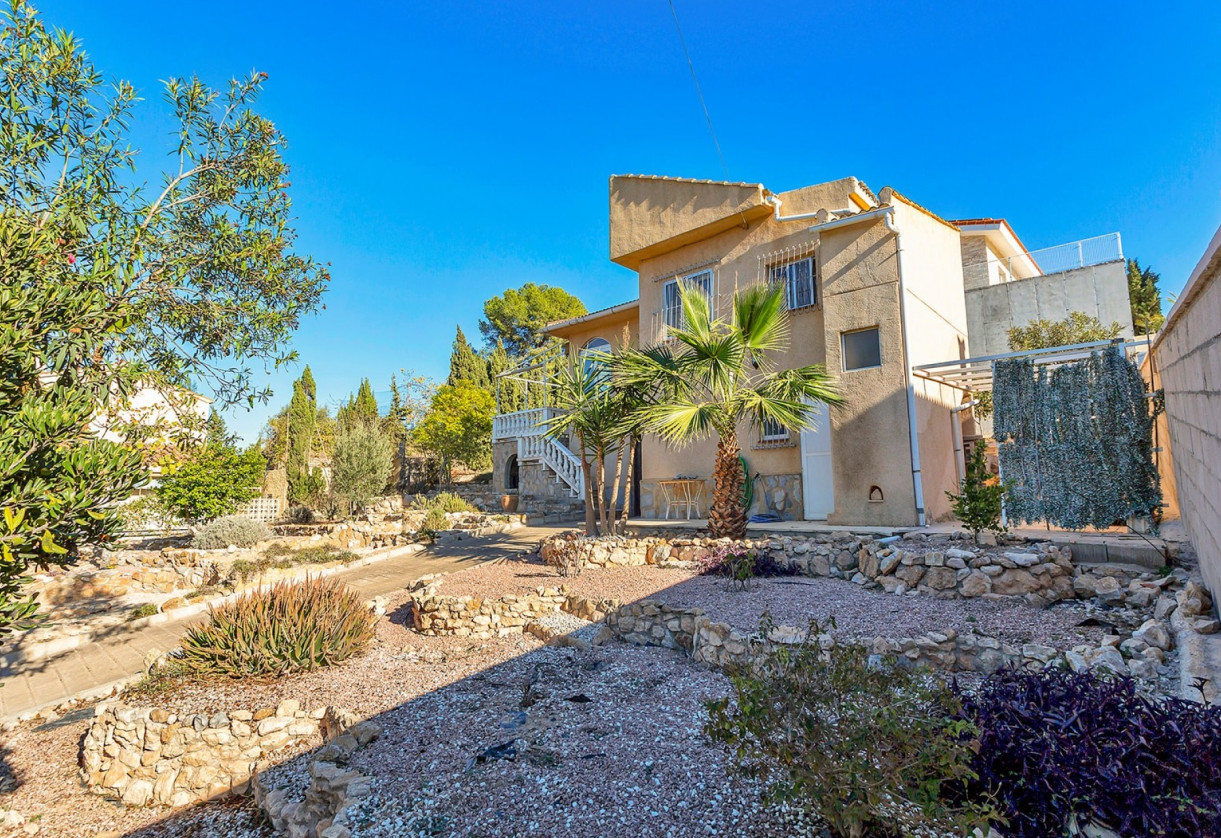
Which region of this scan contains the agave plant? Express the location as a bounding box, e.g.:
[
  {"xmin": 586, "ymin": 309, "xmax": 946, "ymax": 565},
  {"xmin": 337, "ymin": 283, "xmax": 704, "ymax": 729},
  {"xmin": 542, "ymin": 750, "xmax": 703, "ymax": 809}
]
[
  {"xmin": 614, "ymin": 283, "xmax": 842, "ymax": 539},
  {"xmin": 180, "ymin": 577, "xmax": 376, "ymax": 677}
]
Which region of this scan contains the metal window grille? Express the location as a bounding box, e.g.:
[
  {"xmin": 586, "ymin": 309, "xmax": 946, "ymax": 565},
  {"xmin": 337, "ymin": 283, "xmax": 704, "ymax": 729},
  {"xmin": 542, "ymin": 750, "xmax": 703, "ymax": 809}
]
[
  {"xmin": 768, "ymin": 256, "xmax": 817, "ymax": 310},
  {"xmin": 761, "ymin": 417, "xmax": 788, "ymax": 440},
  {"xmin": 755, "ymin": 416, "xmax": 794, "ymax": 449},
  {"xmin": 661, "ymin": 269, "xmax": 713, "ymax": 332}
]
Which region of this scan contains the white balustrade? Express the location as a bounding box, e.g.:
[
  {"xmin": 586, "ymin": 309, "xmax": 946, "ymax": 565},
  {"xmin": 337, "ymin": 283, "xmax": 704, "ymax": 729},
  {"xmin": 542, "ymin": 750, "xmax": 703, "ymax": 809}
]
[{"xmin": 491, "ymin": 407, "xmax": 559, "ymax": 441}]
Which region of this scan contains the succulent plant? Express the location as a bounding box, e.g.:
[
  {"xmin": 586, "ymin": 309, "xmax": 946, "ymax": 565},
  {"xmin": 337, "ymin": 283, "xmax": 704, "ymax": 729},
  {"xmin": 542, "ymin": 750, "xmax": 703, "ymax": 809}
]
[{"xmin": 180, "ymin": 577, "xmax": 376, "ymax": 677}]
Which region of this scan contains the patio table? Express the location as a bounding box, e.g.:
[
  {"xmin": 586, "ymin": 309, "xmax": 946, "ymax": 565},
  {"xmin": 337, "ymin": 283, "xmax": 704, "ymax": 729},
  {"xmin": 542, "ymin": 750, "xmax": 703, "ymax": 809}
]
[{"xmin": 657, "ymin": 478, "xmax": 706, "ymax": 520}]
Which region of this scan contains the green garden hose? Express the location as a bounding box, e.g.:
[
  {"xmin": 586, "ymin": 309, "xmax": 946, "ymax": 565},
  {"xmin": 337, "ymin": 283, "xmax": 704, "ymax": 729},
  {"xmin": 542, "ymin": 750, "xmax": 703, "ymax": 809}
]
[{"xmin": 739, "ymin": 455, "xmax": 753, "ymax": 511}]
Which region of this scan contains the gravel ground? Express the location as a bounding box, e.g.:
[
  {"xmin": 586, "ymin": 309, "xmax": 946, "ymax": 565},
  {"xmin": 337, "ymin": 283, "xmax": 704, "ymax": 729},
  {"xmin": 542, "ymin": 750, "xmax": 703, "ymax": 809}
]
[
  {"xmin": 337, "ymin": 642, "xmax": 819, "ymax": 838},
  {"xmin": 442, "ymin": 558, "xmax": 1101, "ymax": 647}
]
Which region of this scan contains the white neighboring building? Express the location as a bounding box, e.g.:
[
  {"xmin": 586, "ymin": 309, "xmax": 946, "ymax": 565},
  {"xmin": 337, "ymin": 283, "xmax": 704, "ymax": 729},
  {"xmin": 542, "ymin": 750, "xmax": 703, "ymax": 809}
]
[{"xmin": 88, "ymin": 384, "xmax": 212, "ymax": 483}]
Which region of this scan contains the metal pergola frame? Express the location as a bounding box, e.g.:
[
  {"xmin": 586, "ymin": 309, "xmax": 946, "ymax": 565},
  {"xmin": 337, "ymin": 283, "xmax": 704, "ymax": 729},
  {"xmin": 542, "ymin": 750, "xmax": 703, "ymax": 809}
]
[
  {"xmin": 913, "ymin": 337, "xmax": 1153, "ymax": 393},
  {"xmin": 493, "ymin": 340, "xmax": 566, "ymax": 412}
]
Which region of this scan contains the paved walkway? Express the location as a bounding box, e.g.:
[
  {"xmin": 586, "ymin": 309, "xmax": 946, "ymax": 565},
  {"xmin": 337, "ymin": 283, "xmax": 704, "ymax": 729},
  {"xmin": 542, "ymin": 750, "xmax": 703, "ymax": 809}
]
[{"xmin": 0, "ymin": 524, "xmax": 564, "ymax": 721}]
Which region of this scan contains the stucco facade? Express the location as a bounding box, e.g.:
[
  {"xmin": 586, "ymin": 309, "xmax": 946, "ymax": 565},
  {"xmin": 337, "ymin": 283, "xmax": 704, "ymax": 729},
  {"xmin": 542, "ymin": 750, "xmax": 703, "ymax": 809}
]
[{"xmin": 601, "ymin": 175, "xmax": 970, "ymax": 528}]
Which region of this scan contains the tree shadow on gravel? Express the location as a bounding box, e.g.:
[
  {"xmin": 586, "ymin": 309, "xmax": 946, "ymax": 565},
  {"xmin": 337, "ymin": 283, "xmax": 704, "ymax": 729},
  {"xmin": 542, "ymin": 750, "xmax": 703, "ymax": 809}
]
[{"xmin": 0, "ymin": 742, "xmax": 21, "ymax": 794}]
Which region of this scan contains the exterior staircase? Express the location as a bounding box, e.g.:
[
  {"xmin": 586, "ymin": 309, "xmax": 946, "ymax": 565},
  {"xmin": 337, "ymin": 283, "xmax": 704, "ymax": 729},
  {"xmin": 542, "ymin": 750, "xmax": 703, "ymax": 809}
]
[{"xmin": 492, "ymin": 408, "xmax": 585, "ymax": 499}]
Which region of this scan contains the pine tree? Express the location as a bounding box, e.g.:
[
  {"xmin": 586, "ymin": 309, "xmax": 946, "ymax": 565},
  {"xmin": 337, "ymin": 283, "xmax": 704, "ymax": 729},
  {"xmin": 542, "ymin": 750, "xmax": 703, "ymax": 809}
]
[
  {"xmin": 447, "ymin": 326, "xmax": 490, "ymax": 389},
  {"xmin": 946, "ymin": 445, "xmax": 1007, "ymax": 544},
  {"xmin": 1127, "ymin": 258, "xmax": 1165, "ymax": 335}
]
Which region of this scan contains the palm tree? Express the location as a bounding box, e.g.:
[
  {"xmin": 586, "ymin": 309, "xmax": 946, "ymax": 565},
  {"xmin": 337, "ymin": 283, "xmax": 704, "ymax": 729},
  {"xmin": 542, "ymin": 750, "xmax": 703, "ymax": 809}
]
[
  {"xmin": 540, "ymin": 357, "xmax": 631, "ymax": 536},
  {"xmin": 614, "ymin": 282, "xmax": 843, "ymax": 540}
]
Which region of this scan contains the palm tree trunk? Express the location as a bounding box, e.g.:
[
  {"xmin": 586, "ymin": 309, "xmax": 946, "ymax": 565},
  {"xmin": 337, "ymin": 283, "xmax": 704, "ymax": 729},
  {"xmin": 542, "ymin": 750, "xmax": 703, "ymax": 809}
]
[
  {"xmin": 708, "ymin": 432, "xmax": 747, "ymax": 539},
  {"xmin": 606, "ymin": 443, "xmax": 625, "ymax": 536},
  {"xmin": 578, "ymin": 440, "xmax": 597, "ymax": 536},
  {"xmin": 594, "ymin": 446, "xmax": 608, "ymax": 536},
  {"xmin": 616, "ymin": 435, "xmax": 637, "ymax": 535}
]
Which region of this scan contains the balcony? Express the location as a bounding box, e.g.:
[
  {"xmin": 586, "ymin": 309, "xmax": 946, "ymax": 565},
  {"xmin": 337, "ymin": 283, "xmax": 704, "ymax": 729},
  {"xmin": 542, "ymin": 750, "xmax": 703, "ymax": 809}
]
[{"xmin": 491, "ymin": 406, "xmax": 560, "ymax": 442}]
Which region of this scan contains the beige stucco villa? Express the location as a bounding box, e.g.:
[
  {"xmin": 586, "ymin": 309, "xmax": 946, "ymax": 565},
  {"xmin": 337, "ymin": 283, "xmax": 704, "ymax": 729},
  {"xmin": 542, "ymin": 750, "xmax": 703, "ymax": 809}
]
[{"xmin": 492, "ymin": 174, "xmax": 1131, "ymax": 528}]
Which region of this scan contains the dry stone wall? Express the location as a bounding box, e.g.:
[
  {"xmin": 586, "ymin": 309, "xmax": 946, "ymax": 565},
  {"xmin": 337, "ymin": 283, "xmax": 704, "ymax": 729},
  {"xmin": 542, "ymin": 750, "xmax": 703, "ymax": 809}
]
[
  {"xmin": 256, "ymin": 713, "xmax": 383, "ymax": 838},
  {"xmin": 606, "ymin": 599, "xmax": 1170, "ymax": 681},
  {"xmin": 408, "ymin": 577, "xmax": 571, "ymax": 638},
  {"xmin": 81, "ymin": 700, "xmax": 354, "ymax": 808},
  {"xmin": 546, "ymin": 531, "xmax": 1163, "ymax": 607}
]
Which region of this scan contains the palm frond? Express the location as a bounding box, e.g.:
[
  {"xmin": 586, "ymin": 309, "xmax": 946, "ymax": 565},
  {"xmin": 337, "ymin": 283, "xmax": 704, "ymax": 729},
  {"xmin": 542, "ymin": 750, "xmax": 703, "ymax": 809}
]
[
  {"xmin": 733, "ymin": 283, "xmax": 789, "ymax": 358},
  {"xmin": 760, "ymin": 365, "xmax": 845, "ymax": 408},
  {"xmin": 677, "ymin": 282, "xmax": 713, "ymax": 339},
  {"xmin": 636, "ymin": 399, "xmax": 724, "ymax": 445}
]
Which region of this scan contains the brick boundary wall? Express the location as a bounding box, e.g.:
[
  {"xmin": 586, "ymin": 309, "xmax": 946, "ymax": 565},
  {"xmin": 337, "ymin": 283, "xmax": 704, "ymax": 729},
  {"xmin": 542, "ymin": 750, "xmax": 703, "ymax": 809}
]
[{"xmin": 1152, "ymin": 225, "xmax": 1221, "ymax": 600}]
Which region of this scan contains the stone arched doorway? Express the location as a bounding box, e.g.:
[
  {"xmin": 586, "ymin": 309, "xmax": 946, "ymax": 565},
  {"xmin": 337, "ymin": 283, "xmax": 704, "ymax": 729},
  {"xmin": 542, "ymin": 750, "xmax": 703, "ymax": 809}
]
[{"xmin": 504, "ymin": 453, "xmax": 519, "ymax": 491}]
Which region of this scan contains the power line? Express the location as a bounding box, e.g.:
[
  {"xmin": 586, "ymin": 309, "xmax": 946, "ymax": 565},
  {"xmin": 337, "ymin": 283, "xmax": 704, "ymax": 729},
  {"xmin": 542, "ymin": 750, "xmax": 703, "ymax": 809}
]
[{"xmin": 666, "ymin": 0, "xmax": 732, "ymax": 181}]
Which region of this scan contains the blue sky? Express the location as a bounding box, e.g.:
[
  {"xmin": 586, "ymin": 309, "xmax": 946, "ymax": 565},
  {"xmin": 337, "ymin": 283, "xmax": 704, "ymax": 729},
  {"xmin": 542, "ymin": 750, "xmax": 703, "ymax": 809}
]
[{"xmin": 38, "ymin": 0, "xmax": 1221, "ymax": 442}]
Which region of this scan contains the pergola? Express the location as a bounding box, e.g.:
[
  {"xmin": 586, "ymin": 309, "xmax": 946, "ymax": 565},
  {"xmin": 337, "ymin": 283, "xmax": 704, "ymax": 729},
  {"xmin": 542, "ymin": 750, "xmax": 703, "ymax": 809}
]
[{"xmin": 913, "ymin": 337, "xmax": 1154, "ymax": 392}]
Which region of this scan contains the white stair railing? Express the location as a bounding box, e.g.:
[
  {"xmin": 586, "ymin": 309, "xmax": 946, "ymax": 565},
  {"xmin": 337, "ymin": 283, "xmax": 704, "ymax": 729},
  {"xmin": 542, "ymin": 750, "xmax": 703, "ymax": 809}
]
[
  {"xmin": 494, "ymin": 406, "xmax": 584, "ymax": 499},
  {"xmin": 518, "ymin": 434, "xmax": 584, "ymax": 498}
]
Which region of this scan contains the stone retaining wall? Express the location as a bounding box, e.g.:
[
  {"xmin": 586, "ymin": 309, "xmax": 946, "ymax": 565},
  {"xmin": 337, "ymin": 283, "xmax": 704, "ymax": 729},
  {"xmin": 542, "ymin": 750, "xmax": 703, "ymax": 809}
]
[
  {"xmin": 407, "ymin": 578, "xmax": 571, "ymax": 638},
  {"xmin": 255, "ymin": 713, "xmax": 383, "ymax": 838},
  {"xmin": 81, "ymin": 700, "xmax": 354, "ymax": 808},
  {"xmin": 605, "ymin": 600, "xmax": 1169, "ymax": 681},
  {"xmin": 544, "ymin": 531, "xmax": 1162, "ymax": 607}
]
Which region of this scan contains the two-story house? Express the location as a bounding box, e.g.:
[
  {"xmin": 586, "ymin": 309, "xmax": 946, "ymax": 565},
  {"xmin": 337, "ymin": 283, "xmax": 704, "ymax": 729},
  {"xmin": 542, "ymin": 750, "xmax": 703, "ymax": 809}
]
[{"xmin": 492, "ymin": 174, "xmax": 1131, "ymax": 528}]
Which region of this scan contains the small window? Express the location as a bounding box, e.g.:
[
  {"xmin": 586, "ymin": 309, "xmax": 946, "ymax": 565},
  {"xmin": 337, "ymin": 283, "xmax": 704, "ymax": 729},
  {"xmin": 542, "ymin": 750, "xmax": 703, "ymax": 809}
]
[
  {"xmin": 760, "ymin": 417, "xmax": 789, "ymax": 442},
  {"xmin": 768, "ymin": 256, "xmax": 816, "ymax": 310},
  {"xmin": 662, "ymin": 270, "xmax": 712, "ymax": 330},
  {"xmin": 842, "ymin": 327, "xmax": 882, "ymax": 371}
]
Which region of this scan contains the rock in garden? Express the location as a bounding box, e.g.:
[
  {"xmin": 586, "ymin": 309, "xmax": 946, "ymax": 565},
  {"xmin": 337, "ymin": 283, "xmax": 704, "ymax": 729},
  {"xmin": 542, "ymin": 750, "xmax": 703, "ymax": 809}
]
[
  {"xmin": 1004, "ymin": 552, "xmax": 1040, "ymax": 568},
  {"xmin": 1083, "ymin": 646, "xmax": 1127, "ymax": 675},
  {"xmin": 992, "ymin": 569, "xmax": 1039, "ymax": 596},
  {"xmin": 1127, "ymin": 659, "xmax": 1159, "ymax": 680},
  {"xmin": 1133, "ymin": 619, "xmax": 1172, "ymax": 651},
  {"xmin": 1192, "ymin": 618, "xmax": 1221, "ymax": 635},
  {"xmin": 1092, "ymin": 576, "xmax": 1123, "ymax": 602},
  {"xmin": 1178, "ymin": 582, "xmax": 1213, "ymax": 617},
  {"xmin": 959, "ymin": 570, "xmax": 991, "ymax": 598}
]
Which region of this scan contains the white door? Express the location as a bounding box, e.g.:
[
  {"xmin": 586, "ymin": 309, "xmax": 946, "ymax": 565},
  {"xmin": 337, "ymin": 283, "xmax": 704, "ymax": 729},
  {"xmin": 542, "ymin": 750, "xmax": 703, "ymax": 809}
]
[{"xmin": 800, "ymin": 401, "xmax": 834, "ymax": 520}]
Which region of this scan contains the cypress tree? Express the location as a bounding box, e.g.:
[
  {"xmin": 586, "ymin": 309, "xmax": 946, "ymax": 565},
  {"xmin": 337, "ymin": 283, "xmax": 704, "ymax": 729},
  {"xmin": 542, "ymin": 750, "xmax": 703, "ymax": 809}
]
[
  {"xmin": 1127, "ymin": 259, "xmax": 1165, "ymax": 335},
  {"xmin": 351, "ymin": 379, "xmax": 380, "ymax": 424},
  {"xmin": 486, "ymin": 339, "xmax": 522, "ymax": 412},
  {"xmin": 286, "ymin": 366, "xmax": 319, "ymax": 505},
  {"xmin": 447, "ymin": 326, "xmax": 490, "ymax": 389}
]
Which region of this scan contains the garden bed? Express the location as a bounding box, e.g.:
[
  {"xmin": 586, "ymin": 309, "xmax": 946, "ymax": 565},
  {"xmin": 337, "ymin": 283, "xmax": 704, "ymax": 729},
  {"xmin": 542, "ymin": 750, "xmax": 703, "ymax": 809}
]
[{"xmin": 428, "ymin": 558, "xmax": 1102, "ymax": 648}]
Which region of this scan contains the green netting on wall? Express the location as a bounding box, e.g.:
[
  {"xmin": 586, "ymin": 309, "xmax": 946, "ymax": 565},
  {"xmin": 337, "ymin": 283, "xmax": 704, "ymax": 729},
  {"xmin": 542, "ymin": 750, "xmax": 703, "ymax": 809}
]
[{"xmin": 992, "ymin": 346, "xmax": 1160, "ymax": 530}]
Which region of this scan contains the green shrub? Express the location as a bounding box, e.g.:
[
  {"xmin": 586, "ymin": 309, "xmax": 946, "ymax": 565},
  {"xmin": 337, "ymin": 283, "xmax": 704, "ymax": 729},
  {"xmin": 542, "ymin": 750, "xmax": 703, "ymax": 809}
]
[
  {"xmin": 231, "ymin": 544, "xmax": 357, "ymax": 583},
  {"xmin": 180, "ymin": 577, "xmax": 376, "ymax": 677},
  {"xmin": 156, "ymin": 446, "xmax": 265, "ymax": 525},
  {"xmin": 412, "ymin": 491, "xmax": 475, "ymax": 514},
  {"xmin": 283, "ymin": 505, "xmax": 315, "ymax": 524},
  {"xmin": 119, "ymin": 494, "xmax": 174, "ymax": 532},
  {"xmin": 947, "ymin": 444, "xmax": 1007, "ymax": 544},
  {"xmin": 127, "ymin": 602, "xmax": 159, "ymax": 621},
  {"xmin": 419, "ymin": 507, "xmax": 449, "ymax": 536},
  {"xmin": 705, "ymin": 618, "xmax": 995, "ymax": 838},
  {"xmin": 191, "ymin": 515, "xmax": 271, "ymax": 550}
]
